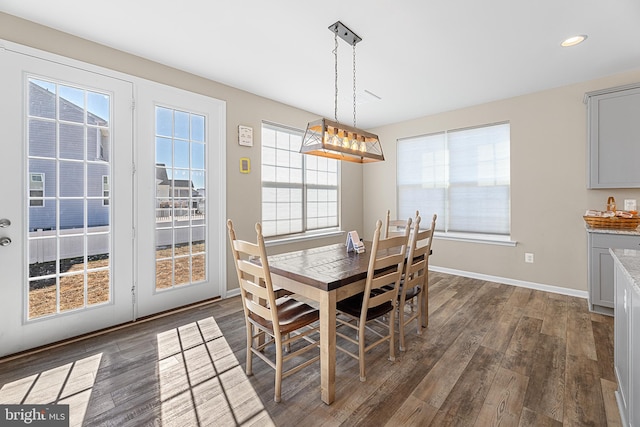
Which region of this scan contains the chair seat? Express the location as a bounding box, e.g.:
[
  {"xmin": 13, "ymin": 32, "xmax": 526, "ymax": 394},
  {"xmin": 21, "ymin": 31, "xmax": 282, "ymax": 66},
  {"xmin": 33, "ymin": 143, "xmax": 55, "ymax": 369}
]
[
  {"xmin": 403, "ymin": 285, "xmax": 421, "ymax": 301},
  {"xmin": 337, "ymin": 292, "xmax": 394, "ymax": 321},
  {"xmin": 382, "ymin": 283, "xmax": 421, "ymax": 301},
  {"xmin": 249, "ymin": 297, "xmax": 319, "ymax": 334}
]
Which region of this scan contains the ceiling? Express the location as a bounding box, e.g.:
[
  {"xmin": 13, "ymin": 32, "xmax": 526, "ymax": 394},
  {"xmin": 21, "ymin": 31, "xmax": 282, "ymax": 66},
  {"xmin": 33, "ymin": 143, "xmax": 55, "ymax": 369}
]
[{"xmin": 2, "ymin": 1, "xmax": 640, "ymax": 128}]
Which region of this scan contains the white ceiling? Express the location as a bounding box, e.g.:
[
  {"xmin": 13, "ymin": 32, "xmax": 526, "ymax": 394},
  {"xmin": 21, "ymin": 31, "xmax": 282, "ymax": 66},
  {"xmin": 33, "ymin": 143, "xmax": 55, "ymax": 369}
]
[{"xmin": 3, "ymin": 1, "xmax": 640, "ymax": 128}]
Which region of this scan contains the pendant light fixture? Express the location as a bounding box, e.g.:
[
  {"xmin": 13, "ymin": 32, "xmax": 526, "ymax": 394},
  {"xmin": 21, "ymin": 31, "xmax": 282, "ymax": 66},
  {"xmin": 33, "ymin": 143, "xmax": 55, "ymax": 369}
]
[{"xmin": 300, "ymin": 21, "xmax": 384, "ymax": 163}]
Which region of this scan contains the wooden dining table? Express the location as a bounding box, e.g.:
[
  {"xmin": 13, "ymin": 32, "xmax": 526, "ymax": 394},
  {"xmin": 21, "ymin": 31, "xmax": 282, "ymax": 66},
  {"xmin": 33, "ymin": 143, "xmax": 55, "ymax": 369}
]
[{"xmin": 266, "ymin": 241, "xmax": 428, "ymax": 404}]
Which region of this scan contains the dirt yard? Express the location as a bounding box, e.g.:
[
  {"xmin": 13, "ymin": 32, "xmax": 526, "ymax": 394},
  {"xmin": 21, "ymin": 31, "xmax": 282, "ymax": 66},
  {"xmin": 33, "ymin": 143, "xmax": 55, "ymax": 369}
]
[{"xmin": 29, "ymin": 243, "xmax": 206, "ymax": 319}]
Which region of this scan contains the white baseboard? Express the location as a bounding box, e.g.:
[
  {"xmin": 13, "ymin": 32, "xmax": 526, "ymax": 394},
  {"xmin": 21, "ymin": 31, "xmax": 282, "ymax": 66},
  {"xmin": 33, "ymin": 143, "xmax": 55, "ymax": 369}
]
[
  {"xmin": 224, "ymin": 267, "xmax": 589, "ymax": 300},
  {"xmin": 224, "ymin": 287, "xmax": 241, "ymax": 299},
  {"xmin": 430, "ymin": 265, "xmax": 589, "ymax": 299}
]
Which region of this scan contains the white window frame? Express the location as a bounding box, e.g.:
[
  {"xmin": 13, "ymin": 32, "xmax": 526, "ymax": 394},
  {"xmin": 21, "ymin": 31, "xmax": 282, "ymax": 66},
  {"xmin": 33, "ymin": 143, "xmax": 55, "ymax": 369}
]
[
  {"xmin": 397, "ymin": 122, "xmax": 513, "ymax": 245},
  {"xmin": 102, "ymin": 175, "xmax": 110, "ymax": 206},
  {"xmin": 29, "ymin": 172, "xmax": 45, "ymax": 207},
  {"xmin": 261, "ymin": 121, "xmax": 340, "ymax": 238}
]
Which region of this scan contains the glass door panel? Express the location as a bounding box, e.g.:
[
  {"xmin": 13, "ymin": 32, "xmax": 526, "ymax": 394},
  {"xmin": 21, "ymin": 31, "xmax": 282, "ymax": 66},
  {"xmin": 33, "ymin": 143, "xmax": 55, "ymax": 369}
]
[
  {"xmin": 27, "ymin": 78, "xmax": 113, "ymax": 319},
  {"xmin": 154, "ymin": 106, "xmax": 208, "ymax": 290}
]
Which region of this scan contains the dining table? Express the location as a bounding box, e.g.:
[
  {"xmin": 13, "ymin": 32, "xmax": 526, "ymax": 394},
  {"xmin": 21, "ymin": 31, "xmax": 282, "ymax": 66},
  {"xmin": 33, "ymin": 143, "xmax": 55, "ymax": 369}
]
[{"xmin": 266, "ymin": 241, "xmax": 428, "ymax": 405}]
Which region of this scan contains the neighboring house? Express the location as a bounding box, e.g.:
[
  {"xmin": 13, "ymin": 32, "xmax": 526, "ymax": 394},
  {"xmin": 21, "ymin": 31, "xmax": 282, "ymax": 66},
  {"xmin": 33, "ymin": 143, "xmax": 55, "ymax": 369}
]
[
  {"xmin": 28, "ymin": 80, "xmax": 206, "ymax": 233},
  {"xmin": 155, "ymin": 163, "xmax": 205, "ymax": 217},
  {"xmin": 28, "ymin": 81, "xmax": 110, "ymax": 232}
]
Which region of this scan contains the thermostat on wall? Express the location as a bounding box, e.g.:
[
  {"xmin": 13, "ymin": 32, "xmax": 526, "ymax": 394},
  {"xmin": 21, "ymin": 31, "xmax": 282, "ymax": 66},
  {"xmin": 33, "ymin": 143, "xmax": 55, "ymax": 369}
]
[
  {"xmin": 238, "ymin": 125, "xmax": 253, "ymax": 147},
  {"xmin": 240, "ymin": 157, "xmax": 251, "ymax": 174}
]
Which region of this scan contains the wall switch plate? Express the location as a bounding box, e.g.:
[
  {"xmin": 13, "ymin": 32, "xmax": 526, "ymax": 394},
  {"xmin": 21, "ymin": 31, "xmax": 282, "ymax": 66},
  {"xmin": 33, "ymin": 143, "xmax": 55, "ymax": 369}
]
[{"xmin": 525, "ymin": 253, "xmax": 534, "ymax": 263}]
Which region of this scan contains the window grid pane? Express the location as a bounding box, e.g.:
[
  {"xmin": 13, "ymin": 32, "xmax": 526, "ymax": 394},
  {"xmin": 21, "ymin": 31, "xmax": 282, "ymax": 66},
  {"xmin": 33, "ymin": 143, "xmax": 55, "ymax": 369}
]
[
  {"xmin": 154, "ymin": 106, "xmax": 207, "ymax": 289},
  {"xmin": 27, "ymin": 77, "xmax": 112, "ymax": 319},
  {"xmin": 397, "ymin": 123, "xmax": 510, "ymax": 235},
  {"xmin": 261, "ymin": 123, "xmax": 339, "ymax": 237}
]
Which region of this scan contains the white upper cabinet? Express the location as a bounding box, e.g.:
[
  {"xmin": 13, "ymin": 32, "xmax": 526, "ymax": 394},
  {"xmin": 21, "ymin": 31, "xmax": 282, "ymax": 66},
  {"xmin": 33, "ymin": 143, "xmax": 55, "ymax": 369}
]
[{"xmin": 586, "ymin": 83, "xmax": 640, "ymax": 189}]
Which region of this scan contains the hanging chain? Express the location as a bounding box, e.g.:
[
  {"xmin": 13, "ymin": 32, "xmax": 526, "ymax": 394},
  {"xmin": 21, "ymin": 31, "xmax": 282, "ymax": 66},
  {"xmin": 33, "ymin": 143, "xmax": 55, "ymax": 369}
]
[
  {"xmin": 353, "ymin": 43, "xmax": 357, "ymax": 128},
  {"xmin": 333, "ymin": 32, "xmax": 339, "ymax": 123}
]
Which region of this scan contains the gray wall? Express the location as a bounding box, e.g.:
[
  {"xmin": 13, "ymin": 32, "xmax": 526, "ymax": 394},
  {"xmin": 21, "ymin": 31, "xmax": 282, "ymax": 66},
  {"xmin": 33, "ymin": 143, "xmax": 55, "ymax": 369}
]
[{"xmin": 364, "ymin": 71, "xmax": 640, "ymax": 292}]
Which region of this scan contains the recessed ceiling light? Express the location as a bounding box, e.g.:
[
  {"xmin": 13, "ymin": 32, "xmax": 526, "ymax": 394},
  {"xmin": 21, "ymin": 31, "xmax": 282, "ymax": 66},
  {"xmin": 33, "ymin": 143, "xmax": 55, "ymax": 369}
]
[{"xmin": 561, "ymin": 35, "xmax": 588, "ymax": 47}]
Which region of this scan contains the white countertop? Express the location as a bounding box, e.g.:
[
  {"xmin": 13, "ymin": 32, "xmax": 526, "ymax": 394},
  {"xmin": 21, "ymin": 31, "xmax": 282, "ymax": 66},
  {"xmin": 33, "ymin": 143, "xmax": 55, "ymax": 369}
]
[
  {"xmin": 586, "ymin": 226, "xmax": 640, "ymax": 236},
  {"xmin": 610, "ymin": 248, "xmax": 640, "ymax": 295}
]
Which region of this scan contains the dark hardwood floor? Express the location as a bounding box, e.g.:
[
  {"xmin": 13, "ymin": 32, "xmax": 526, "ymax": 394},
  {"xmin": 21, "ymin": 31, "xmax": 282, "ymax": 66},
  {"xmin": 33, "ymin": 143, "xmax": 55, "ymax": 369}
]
[{"xmin": 0, "ymin": 273, "xmax": 621, "ymax": 426}]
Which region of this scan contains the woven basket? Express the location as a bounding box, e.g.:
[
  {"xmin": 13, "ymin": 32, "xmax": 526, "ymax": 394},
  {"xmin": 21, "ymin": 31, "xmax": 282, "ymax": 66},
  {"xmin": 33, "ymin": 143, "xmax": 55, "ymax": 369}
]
[{"xmin": 583, "ymin": 215, "xmax": 640, "ymax": 230}]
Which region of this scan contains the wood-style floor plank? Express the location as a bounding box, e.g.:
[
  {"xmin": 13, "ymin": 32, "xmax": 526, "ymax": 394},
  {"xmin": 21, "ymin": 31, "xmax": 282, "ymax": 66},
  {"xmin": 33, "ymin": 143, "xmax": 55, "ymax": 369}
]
[
  {"xmin": 601, "ymin": 378, "xmax": 623, "ymax": 427},
  {"xmin": 592, "ymin": 318, "xmax": 616, "ymax": 383},
  {"xmin": 523, "ymin": 333, "xmax": 567, "ymax": 422},
  {"xmin": 541, "ymin": 295, "xmax": 568, "ymax": 338},
  {"xmin": 0, "ymin": 272, "xmax": 620, "ymax": 426},
  {"xmin": 501, "ymin": 316, "xmax": 543, "ymax": 376},
  {"xmin": 566, "ymin": 296, "xmax": 598, "ymax": 361},
  {"xmin": 429, "ymin": 345, "xmax": 502, "ymax": 426},
  {"xmin": 563, "ymin": 354, "xmax": 606, "ymax": 427},
  {"xmin": 474, "ymin": 366, "xmax": 529, "ymax": 427}
]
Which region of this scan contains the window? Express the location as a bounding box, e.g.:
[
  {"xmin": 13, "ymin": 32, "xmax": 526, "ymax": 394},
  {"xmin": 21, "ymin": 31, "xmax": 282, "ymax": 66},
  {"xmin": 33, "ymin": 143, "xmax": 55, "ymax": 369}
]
[
  {"xmin": 29, "ymin": 173, "xmax": 45, "ymax": 207},
  {"xmin": 102, "ymin": 175, "xmax": 109, "ymax": 206},
  {"xmin": 261, "ymin": 122, "xmax": 339, "ymax": 237},
  {"xmin": 397, "ymin": 122, "xmax": 510, "ymax": 236}
]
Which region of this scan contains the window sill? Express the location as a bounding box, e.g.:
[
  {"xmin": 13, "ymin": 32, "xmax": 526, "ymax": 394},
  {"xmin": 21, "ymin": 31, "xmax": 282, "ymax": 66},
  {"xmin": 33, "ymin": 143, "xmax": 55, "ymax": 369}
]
[
  {"xmin": 434, "ymin": 231, "xmax": 517, "ymax": 246},
  {"xmin": 264, "ymin": 229, "xmax": 345, "ymax": 247}
]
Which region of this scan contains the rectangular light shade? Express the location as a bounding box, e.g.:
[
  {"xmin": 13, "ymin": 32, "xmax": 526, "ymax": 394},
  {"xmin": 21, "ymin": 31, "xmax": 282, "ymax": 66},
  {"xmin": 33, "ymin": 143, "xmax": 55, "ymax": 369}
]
[{"xmin": 300, "ymin": 118, "xmax": 384, "ymax": 163}]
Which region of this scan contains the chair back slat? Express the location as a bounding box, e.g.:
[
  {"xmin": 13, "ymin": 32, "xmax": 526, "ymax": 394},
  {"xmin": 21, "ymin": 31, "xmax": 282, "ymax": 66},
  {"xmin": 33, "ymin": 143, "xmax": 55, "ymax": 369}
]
[
  {"xmin": 245, "ymin": 296, "xmax": 273, "ymax": 319},
  {"xmin": 236, "ymin": 258, "xmax": 267, "ymax": 281}
]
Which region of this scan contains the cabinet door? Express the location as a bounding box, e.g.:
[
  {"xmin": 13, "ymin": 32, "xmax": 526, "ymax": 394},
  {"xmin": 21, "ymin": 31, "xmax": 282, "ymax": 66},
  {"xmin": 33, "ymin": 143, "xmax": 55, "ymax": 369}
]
[
  {"xmin": 591, "ymin": 247, "xmax": 615, "ymax": 308},
  {"xmin": 588, "ymin": 233, "xmax": 640, "ymax": 312},
  {"xmin": 587, "ymin": 86, "xmax": 640, "ymax": 188},
  {"xmin": 614, "ymin": 262, "xmax": 630, "ymax": 424},
  {"xmin": 631, "ymin": 283, "xmax": 640, "ymax": 427}
]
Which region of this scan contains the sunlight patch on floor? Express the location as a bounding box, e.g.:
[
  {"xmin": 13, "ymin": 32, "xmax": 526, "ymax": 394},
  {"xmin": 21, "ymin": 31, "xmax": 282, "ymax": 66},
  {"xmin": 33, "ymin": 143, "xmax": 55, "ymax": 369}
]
[
  {"xmin": 157, "ymin": 316, "xmax": 275, "ymax": 426},
  {"xmin": 0, "ymin": 353, "xmax": 102, "ymax": 427}
]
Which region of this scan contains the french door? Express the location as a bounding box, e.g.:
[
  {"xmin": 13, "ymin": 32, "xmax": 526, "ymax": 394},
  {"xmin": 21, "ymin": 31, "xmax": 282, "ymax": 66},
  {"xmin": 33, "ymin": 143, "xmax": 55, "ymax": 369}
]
[
  {"xmin": 0, "ymin": 44, "xmax": 134, "ymax": 357},
  {"xmin": 0, "ymin": 42, "xmax": 226, "ymax": 358},
  {"xmin": 135, "ymin": 80, "xmax": 226, "ymax": 318}
]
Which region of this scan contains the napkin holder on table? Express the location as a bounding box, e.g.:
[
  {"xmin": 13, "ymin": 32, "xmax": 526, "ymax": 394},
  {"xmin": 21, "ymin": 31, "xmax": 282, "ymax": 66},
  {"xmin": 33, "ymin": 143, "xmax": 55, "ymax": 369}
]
[{"xmin": 346, "ymin": 230, "xmax": 365, "ymax": 253}]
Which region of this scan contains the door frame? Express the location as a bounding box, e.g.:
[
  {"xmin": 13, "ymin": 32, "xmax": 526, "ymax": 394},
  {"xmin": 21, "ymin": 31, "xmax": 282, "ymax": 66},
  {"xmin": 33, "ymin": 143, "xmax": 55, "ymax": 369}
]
[{"xmin": 133, "ymin": 79, "xmax": 227, "ymax": 318}]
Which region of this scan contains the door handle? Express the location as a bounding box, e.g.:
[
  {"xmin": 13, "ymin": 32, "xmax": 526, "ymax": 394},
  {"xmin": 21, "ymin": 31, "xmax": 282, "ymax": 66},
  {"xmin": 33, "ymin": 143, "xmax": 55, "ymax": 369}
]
[
  {"xmin": 0, "ymin": 219, "xmax": 10, "ymax": 228},
  {"xmin": 0, "ymin": 237, "xmax": 11, "ymax": 247}
]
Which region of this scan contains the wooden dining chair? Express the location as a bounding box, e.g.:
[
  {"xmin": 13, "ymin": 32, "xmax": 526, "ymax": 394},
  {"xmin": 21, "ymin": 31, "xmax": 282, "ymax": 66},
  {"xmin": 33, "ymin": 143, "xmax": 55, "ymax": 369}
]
[
  {"xmin": 227, "ymin": 220, "xmax": 320, "ymax": 402},
  {"xmin": 385, "ymin": 209, "xmax": 422, "ymax": 238},
  {"xmin": 384, "ymin": 209, "xmax": 410, "ymax": 238},
  {"xmin": 398, "ymin": 213, "xmax": 437, "ymax": 351},
  {"xmin": 335, "ymin": 218, "xmax": 411, "ymax": 382}
]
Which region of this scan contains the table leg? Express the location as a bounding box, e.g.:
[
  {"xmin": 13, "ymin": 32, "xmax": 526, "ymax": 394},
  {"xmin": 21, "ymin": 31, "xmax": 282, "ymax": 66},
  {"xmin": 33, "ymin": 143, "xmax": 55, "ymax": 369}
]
[
  {"xmin": 421, "ymin": 272, "xmax": 429, "ymax": 328},
  {"xmin": 320, "ymin": 290, "xmax": 336, "ymax": 404}
]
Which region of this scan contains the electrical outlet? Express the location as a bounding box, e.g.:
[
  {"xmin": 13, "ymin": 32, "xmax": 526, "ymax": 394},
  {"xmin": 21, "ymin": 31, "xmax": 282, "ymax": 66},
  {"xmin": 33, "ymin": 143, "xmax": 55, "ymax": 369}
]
[{"xmin": 525, "ymin": 253, "xmax": 534, "ymax": 263}]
